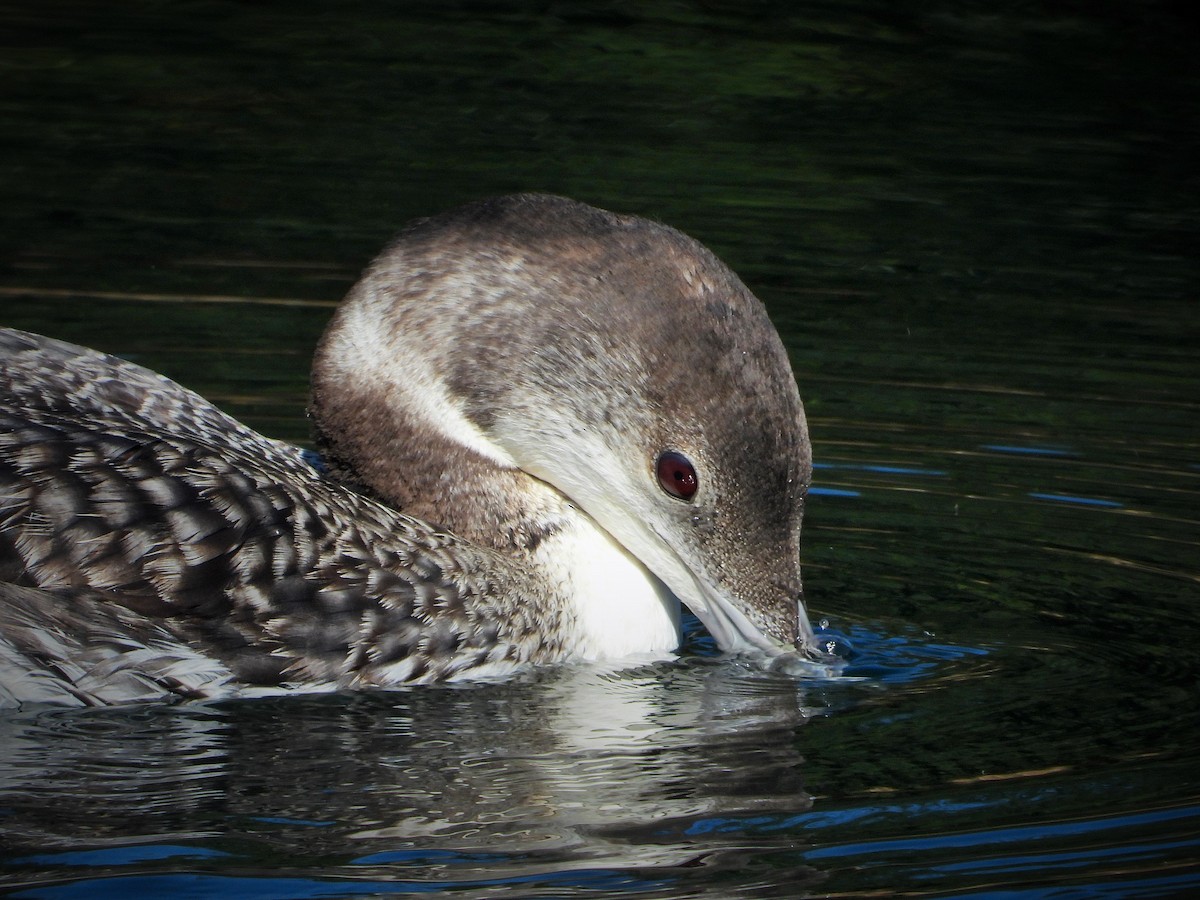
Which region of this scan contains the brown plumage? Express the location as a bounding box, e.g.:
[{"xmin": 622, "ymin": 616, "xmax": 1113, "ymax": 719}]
[{"xmin": 1, "ymin": 194, "xmax": 820, "ymax": 707}]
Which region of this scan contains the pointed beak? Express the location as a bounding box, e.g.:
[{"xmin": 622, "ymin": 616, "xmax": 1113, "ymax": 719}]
[{"xmin": 686, "ymin": 578, "xmax": 824, "ymax": 662}]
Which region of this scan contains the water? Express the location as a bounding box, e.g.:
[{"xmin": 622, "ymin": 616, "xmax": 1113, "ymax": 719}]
[{"xmin": 2, "ymin": 1, "xmax": 1198, "ymax": 896}]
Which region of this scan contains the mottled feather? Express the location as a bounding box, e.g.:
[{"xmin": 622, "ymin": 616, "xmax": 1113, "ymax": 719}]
[
  {"xmin": 1, "ymin": 329, "xmax": 567, "ymax": 704},
  {"xmin": 0, "ymin": 194, "xmax": 821, "ymax": 707}
]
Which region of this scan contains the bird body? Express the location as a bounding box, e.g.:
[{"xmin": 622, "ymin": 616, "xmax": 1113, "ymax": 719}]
[{"xmin": 0, "ymin": 194, "xmax": 818, "ymax": 707}]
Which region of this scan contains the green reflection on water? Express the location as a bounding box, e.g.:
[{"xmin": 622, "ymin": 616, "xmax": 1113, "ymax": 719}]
[{"xmin": 1, "ymin": 0, "xmax": 1198, "ymax": 895}]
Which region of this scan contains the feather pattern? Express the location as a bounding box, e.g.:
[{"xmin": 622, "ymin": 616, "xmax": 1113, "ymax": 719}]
[
  {"xmin": 0, "ymin": 194, "xmax": 821, "ymax": 707},
  {"xmin": 0, "ymin": 329, "xmax": 566, "ymax": 704}
]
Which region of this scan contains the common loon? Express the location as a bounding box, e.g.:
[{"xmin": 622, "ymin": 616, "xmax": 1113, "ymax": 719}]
[{"xmin": 0, "ymin": 194, "xmax": 821, "ymax": 707}]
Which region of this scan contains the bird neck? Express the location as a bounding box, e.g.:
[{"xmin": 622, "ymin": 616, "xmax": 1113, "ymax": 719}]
[
  {"xmin": 311, "ymin": 358, "xmax": 682, "ymax": 659},
  {"xmin": 530, "ymin": 515, "xmax": 682, "ymax": 660}
]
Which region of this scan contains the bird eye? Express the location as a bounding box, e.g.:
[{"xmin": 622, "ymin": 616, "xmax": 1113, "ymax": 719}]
[{"xmin": 656, "ymin": 451, "xmax": 698, "ymax": 501}]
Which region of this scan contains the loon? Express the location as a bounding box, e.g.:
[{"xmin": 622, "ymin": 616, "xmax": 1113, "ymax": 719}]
[{"xmin": 0, "ymin": 194, "xmax": 820, "ymax": 707}]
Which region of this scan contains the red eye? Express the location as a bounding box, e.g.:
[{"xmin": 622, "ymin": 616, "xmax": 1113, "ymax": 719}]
[{"xmin": 656, "ymin": 451, "xmax": 698, "ymax": 501}]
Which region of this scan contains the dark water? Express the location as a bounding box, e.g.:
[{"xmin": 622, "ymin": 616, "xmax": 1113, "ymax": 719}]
[{"xmin": 2, "ymin": 1, "xmax": 1198, "ymax": 896}]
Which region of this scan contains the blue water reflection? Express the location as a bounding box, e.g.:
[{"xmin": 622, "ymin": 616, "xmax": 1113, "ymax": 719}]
[
  {"xmin": 820, "ymin": 622, "xmax": 990, "ymax": 684},
  {"xmin": 805, "ymin": 804, "xmax": 1200, "ymax": 860},
  {"xmin": 1028, "ymin": 492, "xmax": 1123, "ymax": 509},
  {"xmin": 802, "ymin": 801, "xmax": 1200, "ymax": 898},
  {"xmin": 810, "ymin": 486, "xmax": 862, "ymax": 497},
  {"xmin": 6, "ymin": 870, "xmax": 674, "ymax": 899},
  {"xmin": 7, "ymin": 846, "xmax": 232, "ymax": 868},
  {"xmin": 980, "ymin": 445, "xmax": 1077, "ymax": 458}
]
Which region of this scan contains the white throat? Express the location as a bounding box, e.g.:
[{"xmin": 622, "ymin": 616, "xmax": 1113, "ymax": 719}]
[{"xmin": 533, "ymin": 513, "xmax": 682, "ymax": 662}]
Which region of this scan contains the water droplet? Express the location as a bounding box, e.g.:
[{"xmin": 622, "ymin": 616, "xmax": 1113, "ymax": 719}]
[{"xmin": 819, "ymin": 633, "xmax": 856, "ymax": 660}]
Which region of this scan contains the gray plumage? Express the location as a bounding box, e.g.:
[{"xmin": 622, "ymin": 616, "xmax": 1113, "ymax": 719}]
[
  {"xmin": 0, "ymin": 330, "xmax": 564, "ymax": 702},
  {"xmin": 1, "ymin": 194, "xmax": 819, "ymax": 707}
]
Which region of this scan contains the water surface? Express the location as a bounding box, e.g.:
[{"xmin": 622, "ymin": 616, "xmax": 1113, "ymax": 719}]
[{"xmin": 2, "ymin": 1, "xmax": 1198, "ymax": 896}]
